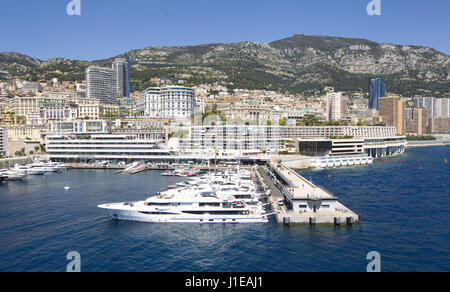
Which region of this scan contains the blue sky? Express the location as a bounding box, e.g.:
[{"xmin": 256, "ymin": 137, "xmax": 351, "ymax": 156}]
[{"xmin": 1, "ymin": 0, "xmax": 449, "ymax": 60}]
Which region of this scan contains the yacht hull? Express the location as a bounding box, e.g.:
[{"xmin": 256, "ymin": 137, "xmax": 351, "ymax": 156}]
[{"xmin": 99, "ymin": 206, "xmax": 268, "ymax": 224}]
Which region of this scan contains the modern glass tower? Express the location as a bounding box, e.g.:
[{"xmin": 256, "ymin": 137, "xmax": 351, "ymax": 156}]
[
  {"xmin": 113, "ymin": 58, "xmax": 130, "ymax": 104},
  {"xmin": 369, "ymin": 78, "xmax": 386, "ymax": 110}
]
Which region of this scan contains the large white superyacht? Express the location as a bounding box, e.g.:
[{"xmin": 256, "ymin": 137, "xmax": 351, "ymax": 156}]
[{"xmin": 98, "ymin": 174, "xmax": 272, "ymax": 223}]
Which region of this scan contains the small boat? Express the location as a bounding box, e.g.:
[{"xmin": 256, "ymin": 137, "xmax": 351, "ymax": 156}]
[
  {"xmin": 64, "ymin": 186, "xmax": 71, "ymax": 191},
  {"xmin": 121, "ymin": 162, "xmax": 142, "ymax": 174}
]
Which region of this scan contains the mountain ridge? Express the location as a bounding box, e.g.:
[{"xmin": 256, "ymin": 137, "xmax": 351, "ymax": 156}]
[{"xmin": 1, "ymin": 34, "xmax": 449, "ymax": 97}]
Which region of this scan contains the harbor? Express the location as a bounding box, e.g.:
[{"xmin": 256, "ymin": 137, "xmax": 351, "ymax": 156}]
[
  {"xmin": 0, "ymin": 159, "xmax": 71, "ymax": 182},
  {"xmin": 0, "ymin": 146, "xmax": 449, "ymax": 271},
  {"xmin": 1, "ymin": 155, "xmax": 360, "ymax": 226}
]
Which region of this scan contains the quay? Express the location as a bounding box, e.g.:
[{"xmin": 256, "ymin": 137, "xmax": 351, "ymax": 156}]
[{"xmin": 257, "ymin": 161, "xmax": 359, "ymax": 225}]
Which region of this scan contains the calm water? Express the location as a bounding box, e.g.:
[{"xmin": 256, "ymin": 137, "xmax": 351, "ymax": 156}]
[{"xmin": 0, "ymin": 146, "xmax": 449, "ymax": 272}]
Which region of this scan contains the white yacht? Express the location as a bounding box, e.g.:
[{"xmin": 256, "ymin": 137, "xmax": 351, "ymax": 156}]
[
  {"xmin": 98, "ymin": 191, "xmax": 269, "ymax": 223},
  {"xmin": 46, "ymin": 161, "xmax": 71, "ymax": 170},
  {"xmin": 12, "ymin": 164, "xmax": 46, "ymax": 176},
  {"xmin": 98, "ymin": 173, "xmax": 271, "ymax": 223},
  {"xmin": 28, "ymin": 162, "xmax": 55, "ymax": 172},
  {"xmin": 0, "ymin": 169, "xmax": 27, "ymax": 181}
]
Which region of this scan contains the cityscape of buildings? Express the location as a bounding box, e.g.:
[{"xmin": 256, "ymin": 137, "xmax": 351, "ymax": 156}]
[{"xmin": 1, "ymin": 64, "xmax": 449, "ymax": 162}]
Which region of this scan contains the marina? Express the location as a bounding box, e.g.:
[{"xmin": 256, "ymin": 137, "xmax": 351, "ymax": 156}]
[
  {"xmin": 0, "ymin": 146, "xmax": 448, "ymax": 272},
  {"xmin": 0, "ymin": 160, "xmax": 70, "ymax": 182},
  {"xmin": 98, "ymin": 166, "xmax": 273, "ymax": 223},
  {"xmin": 1, "ymin": 153, "xmax": 354, "ymax": 226}
]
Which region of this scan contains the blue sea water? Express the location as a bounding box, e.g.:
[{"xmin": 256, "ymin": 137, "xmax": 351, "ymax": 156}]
[{"xmin": 0, "ymin": 146, "xmax": 449, "ymax": 272}]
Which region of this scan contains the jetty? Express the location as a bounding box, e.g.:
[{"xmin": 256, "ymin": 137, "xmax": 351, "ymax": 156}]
[{"xmin": 257, "ymin": 161, "xmax": 359, "ymax": 225}]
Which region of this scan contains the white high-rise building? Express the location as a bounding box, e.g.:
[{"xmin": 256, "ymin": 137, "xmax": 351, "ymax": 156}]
[
  {"xmin": 414, "ymin": 97, "xmax": 437, "ymax": 118},
  {"xmin": 86, "ymin": 66, "xmax": 118, "ymax": 104},
  {"xmin": 137, "ymin": 86, "xmax": 196, "ymax": 119},
  {"xmin": 436, "ymin": 98, "xmax": 450, "ymax": 118},
  {"xmin": 326, "ymin": 92, "xmax": 347, "ymax": 121}
]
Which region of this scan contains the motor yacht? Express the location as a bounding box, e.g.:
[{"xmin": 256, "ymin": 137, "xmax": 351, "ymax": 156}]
[
  {"xmin": 0, "ymin": 169, "xmax": 27, "ymax": 181},
  {"xmin": 12, "ymin": 164, "xmax": 46, "ymax": 176},
  {"xmin": 98, "ymin": 190, "xmax": 270, "ymax": 223}
]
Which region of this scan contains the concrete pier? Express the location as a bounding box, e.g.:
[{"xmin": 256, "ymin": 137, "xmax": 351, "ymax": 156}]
[{"xmin": 258, "ymin": 161, "xmax": 359, "ymax": 225}]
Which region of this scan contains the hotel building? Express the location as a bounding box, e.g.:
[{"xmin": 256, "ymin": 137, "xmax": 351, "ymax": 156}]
[
  {"xmin": 6, "ymin": 95, "xmax": 102, "ymax": 123},
  {"xmin": 137, "ymin": 86, "xmax": 196, "ymax": 119},
  {"xmin": 38, "ymin": 101, "xmax": 78, "ymax": 125},
  {"xmin": 75, "ymin": 98, "xmax": 101, "ymax": 120}
]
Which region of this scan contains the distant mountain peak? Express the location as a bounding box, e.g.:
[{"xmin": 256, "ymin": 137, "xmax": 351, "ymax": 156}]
[{"xmin": 270, "ymin": 34, "xmax": 379, "ymax": 50}]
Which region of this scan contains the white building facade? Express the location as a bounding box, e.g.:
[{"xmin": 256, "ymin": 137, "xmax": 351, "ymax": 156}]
[
  {"xmin": 137, "ymin": 86, "xmax": 196, "ymax": 120},
  {"xmin": 177, "ymin": 125, "xmax": 405, "ymax": 158},
  {"xmin": 0, "ymin": 128, "xmax": 7, "ymax": 156},
  {"xmin": 178, "ymin": 125, "xmax": 285, "ymax": 155},
  {"xmin": 86, "ymin": 66, "xmax": 118, "ymax": 104},
  {"xmin": 436, "ymin": 98, "xmax": 450, "ymax": 118},
  {"xmin": 46, "ymin": 133, "xmax": 171, "ymax": 162},
  {"xmin": 326, "ymin": 92, "xmax": 348, "ymax": 121}
]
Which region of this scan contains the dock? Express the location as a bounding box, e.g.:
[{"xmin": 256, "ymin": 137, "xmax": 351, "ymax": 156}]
[{"xmin": 257, "ymin": 161, "xmax": 359, "ymax": 225}]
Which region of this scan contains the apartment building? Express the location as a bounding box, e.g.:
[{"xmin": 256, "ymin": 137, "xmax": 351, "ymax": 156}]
[
  {"xmin": 86, "ymin": 66, "xmax": 118, "ymax": 104},
  {"xmin": 413, "ymin": 108, "xmax": 428, "ymax": 135},
  {"xmin": 379, "ymin": 96, "xmax": 405, "ymax": 135},
  {"xmin": 326, "ymin": 92, "xmax": 348, "ymax": 121}
]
